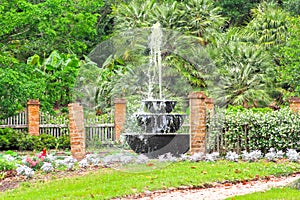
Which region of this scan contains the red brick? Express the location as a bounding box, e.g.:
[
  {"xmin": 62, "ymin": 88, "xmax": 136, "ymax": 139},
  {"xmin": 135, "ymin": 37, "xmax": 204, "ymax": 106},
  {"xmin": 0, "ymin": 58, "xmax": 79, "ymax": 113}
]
[
  {"xmin": 68, "ymin": 103, "xmax": 86, "ymax": 161},
  {"xmin": 27, "ymin": 100, "xmax": 40, "ymax": 136},
  {"xmin": 114, "ymin": 98, "xmax": 126, "ymax": 142}
]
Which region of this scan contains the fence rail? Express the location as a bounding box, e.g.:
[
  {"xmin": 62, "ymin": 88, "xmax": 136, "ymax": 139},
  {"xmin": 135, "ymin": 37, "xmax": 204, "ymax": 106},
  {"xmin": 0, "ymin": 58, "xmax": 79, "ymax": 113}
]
[
  {"xmin": 85, "ymin": 116, "xmax": 115, "ymax": 142},
  {"xmin": 0, "ymin": 111, "xmax": 28, "ymax": 132},
  {"xmin": 39, "ymin": 112, "xmax": 69, "ymax": 137}
]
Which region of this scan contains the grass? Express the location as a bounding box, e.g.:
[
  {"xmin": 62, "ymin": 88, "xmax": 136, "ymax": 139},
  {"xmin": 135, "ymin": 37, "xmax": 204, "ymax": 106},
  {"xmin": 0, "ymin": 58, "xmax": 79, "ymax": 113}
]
[
  {"xmin": 1, "ymin": 160, "xmax": 300, "ymax": 200},
  {"xmin": 227, "ymin": 187, "xmax": 300, "ymax": 200},
  {"xmin": 228, "ymin": 176, "xmax": 300, "ymax": 199}
]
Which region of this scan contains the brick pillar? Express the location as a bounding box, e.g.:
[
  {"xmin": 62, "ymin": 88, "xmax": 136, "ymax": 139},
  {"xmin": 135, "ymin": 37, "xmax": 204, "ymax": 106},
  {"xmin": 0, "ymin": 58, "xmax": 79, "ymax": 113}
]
[
  {"xmin": 188, "ymin": 92, "xmax": 207, "ymax": 154},
  {"xmin": 68, "ymin": 103, "xmax": 85, "ymax": 160},
  {"xmin": 205, "ymin": 98, "xmax": 214, "ymax": 112},
  {"xmin": 27, "ymin": 99, "xmax": 40, "ymax": 136},
  {"xmin": 114, "ymin": 98, "xmax": 126, "ymax": 142},
  {"xmin": 289, "ymin": 97, "xmax": 300, "ymax": 112}
]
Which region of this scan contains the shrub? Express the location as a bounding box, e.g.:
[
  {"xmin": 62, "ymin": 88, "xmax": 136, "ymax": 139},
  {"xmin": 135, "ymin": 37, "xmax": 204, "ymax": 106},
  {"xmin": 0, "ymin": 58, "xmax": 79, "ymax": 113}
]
[
  {"xmin": 0, "ymin": 128, "xmax": 70, "ymax": 151},
  {"xmin": 208, "ymin": 107, "xmax": 300, "ymax": 153}
]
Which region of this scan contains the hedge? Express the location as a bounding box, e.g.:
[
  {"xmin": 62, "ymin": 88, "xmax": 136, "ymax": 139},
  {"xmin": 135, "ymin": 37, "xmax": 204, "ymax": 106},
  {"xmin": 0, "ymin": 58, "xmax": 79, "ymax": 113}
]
[{"xmin": 208, "ymin": 107, "xmax": 300, "ymax": 153}]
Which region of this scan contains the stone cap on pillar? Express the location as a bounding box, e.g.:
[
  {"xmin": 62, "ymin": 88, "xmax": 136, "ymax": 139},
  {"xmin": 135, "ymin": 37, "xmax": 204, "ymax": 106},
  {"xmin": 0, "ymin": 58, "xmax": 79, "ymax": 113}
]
[
  {"xmin": 114, "ymin": 98, "xmax": 126, "ymax": 104},
  {"xmin": 27, "ymin": 99, "xmax": 40, "ymax": 105},
  {"xmin": 205, "ymin": 98, "xmax": 214, "ymax": 104},
  {"xmin": 289, "ymin": 97, "xmax": 300, "ymax": 103},
  {"xmin": 68, "ymin": 102, "xmax": 82, "ymax": 108},
  {"xmin": 188, "ymin": 91, "xmax": 206, "ymax": 99}
]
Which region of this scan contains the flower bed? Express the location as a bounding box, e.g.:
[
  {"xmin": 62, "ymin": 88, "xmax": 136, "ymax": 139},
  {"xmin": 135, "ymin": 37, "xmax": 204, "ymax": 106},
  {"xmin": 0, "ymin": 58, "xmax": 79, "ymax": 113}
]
[{"xmin": 1, "ymin": 148, "xmax": 300, "ymax": 181}]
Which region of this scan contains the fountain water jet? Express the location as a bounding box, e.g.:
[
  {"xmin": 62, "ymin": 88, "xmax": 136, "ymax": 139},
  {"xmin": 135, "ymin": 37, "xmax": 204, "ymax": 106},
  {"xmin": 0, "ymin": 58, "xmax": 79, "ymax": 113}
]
[{"xmin": 124, "ymin": 23, "xmax": 190, "ymax": 158}]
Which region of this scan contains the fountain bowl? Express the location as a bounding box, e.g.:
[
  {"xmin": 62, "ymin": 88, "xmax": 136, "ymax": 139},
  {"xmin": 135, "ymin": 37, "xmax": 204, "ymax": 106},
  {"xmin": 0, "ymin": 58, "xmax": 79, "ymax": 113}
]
[
  {"xmin": 142, "ymin": 99, "xmax": 177, "ymax": 113},
  {"xmin": 123, "ymin": 133, "xmax": 190, "ymax": 158},
  {"xmin": 136, "ymin": 113, "xmax": 185, "ymax": 133}
]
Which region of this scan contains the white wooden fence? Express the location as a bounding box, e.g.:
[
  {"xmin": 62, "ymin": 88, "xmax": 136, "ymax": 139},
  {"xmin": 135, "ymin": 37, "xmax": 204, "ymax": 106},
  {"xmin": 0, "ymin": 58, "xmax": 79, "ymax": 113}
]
[
  {"xmin": 1, "ymin": 111, "xmax": 115, "ymax": 142},
  {"xmin": 85, "ymin": 116, "xmax": 115, "ymax": 141},
  {"xmin": 0, "ymin": 111, "xmax": 28, "ymax": 132},
  {"xmin": 39, "ymin": 112, "xmax": 69, "ymax": 137}
]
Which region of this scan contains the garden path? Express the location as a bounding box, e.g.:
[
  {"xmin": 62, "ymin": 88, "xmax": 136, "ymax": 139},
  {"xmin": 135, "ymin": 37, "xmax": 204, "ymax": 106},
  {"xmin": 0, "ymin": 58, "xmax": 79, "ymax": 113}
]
[{"xmin": 118, "ymin": 173, "xmax": 300, "ymax": 200}]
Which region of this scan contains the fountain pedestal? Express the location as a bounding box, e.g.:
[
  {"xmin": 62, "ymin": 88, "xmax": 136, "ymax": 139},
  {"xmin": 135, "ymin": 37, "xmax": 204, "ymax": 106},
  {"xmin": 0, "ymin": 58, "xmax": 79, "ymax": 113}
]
[{"xmin": 124, "ymin": 99, "xmax": 190, "ymax": 158}]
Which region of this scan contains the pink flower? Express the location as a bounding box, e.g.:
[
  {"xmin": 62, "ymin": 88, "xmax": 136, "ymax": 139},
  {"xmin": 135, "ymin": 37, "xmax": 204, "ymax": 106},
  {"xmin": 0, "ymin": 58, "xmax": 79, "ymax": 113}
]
[{"xmin": 31, "ymin": 161, "xmax": 38, "ymax": 167}]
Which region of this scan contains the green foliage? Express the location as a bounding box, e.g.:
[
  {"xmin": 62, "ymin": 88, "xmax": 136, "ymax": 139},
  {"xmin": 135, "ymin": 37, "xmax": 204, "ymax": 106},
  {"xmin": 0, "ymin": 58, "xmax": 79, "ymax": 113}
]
[
  {"xmin": 245, "ymin": 2, "xmax": 290, "ymax": 51},
  {"xmin": 219, "ymin": 107, "xmax": 300, "ymax": 153},
  {"xmin": 278, "ymin": 16, "xmax": 300, "ymax": 98},
  {"xmin": 0, "ymin": 0, "xmax": 105, "ymax": 62},
  {"xmin": 112, "ymin": 0, "xmax": 225, "ymax": 43},
  {"xmin": 0, "ymin": 51, "xmax": 81, "ymax": 119},
  {"xmin": 75, "ymin": 56, "xmax": 129, "ymax": 114},
  {"xmin": 27, "ymin": 51, "xmax": 81, "ymax": 111},
  {"xmin": 209, "ymin": 35, "xmax": 275, "ymax": 107},
  {"xmin": 0, "ymin": 128, "xmax": 70, "ymax": 151},
  {"xmin": 0, "ymin": 159, "xmax": 16, "ymax": 171},
  {"xmin": 214, "ymin": 0, "xmax": 261, "ymax": 26},
  {"xmin": 283, "ymin": 0, "xmax": 300, "ymax": 16},
  {"xmin": 0, "ymin": 64, "xmax": 44, "ymax": 119},
  {"xmin": 226, "ymin": 105, "xmax": 273, "ymax": 114}
]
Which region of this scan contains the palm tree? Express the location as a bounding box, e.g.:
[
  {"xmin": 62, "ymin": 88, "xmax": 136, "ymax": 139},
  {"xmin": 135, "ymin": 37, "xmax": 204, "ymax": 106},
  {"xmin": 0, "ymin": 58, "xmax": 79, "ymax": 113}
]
[
  {"xmin": 245, "ymin": 1, "xmax": 290, "ymax": 50},
  {"xmin": 108, "ymin": 0, "xmax": 225, "ymax": 90},
  {"xmin": 208, "ymin": 39, "xmax": 275, "ymax": 107}
]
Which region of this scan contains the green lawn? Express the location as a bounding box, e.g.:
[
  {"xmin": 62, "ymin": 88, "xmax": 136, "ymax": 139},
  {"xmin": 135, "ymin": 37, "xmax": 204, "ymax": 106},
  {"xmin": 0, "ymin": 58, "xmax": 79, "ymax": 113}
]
[
  {"xmin": 1, "ymin": 160, "xmax": 300, "ymax": 200},
  {"xmin": 227, "ymin": 187, "xmax": 300, "ymax": 200}
]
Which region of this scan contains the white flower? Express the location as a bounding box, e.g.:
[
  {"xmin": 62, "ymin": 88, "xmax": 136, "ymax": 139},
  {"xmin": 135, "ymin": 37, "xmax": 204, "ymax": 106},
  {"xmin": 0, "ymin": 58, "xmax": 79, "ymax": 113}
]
[
  {"xmin": 3, "ymin": 155, "xmax": 15, "ymax": 162},
  {"xmin": 41, "ymin": 162, "xmax": 53, "ymax": 173},
  {"xmin": 86, "ymin": 154, "xmax": 99, "ymax": 164},
  {"xmin": 225, "ymin": 151, "xmax": 239, "ymax": 162},
  {"xmin": 135, "ymin": 154, "xmax": 149, "ymax": 164},
  {"xmin": 16, "ymin": 165, "xmax": 34, "ymax": 178},
  {"xmin": 276, "ymin": 150, "xmax": 284, "ymax": 159},
  {"xmin": 205, "ymin": 152, "xmax": 219, "ymax": 162},
  {"xmin": 67, "ymin": 162, "xmax": 75, "ymax": 170},
  {"xmin": 45, "ymin": 154, "xmax": 56, "ymax": 162},
  {"xmin": 64, "ymin": 156, "xmax": 77, "ymax": 164},
  {"xmin": 188, "ymin": 152, "xmax": 204, "ymax": 162},
  {"xmin": 242, "ymin": 150, "xmax": 262, "ymax": 162},
  {"xmin": 79, "ymin": 159, "xmax": 89, "ymax": 168},
  {"xmin": 120, "ymin": 155, "xmax": 135, "ymax": 164},
  {"xmin": 158, "ymin": 153, "xmax": 177, "ymax": 162},
  {"xmin": 286, "ymin": 149, "xmax": 299, "ymax": 162}
]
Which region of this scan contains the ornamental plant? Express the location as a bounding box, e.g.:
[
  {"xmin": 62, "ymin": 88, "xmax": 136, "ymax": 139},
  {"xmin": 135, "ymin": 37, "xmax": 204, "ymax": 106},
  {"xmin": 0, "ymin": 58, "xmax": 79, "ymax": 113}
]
[{"xmin": 23, "ymin": 149, "xmax": 47, "ymax": 171}]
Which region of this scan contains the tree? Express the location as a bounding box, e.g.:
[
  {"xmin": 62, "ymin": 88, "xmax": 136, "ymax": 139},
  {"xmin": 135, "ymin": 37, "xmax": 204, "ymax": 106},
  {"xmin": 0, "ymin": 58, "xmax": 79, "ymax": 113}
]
[
  {"xmin": 208, "ymin": 29, "xmax": 275, "ymax": 107},
  {"xmin": 108, "ymin": 0, "xmax": 225, "ymax": 89},
  {"xmin": 283, "ymin": 0, "xmax": 300, "ymax": 16},
  {"xmin": 0, "ymin": 0, "xmax": 104, "ymax": 63},
  {"xmin": 213, "ymin": 0, "xmax": 261, "ymax": 26},
  {"xmin": 27, "ymin": 51, "xmax": 81, "ymax": 111},
  {"xmin": 278, "ymin": 16, "xmax": 300, "ymax": 98},
  {"xmin": 244, "ymin": 2, "xmax": 290, "ymax": 51},
  {"xmin": 112, "ymin": 0, "xmax": 225, "ymax": 44},
  {"xmin": 0, "ymin": 64, "xmax": 45, "ymax": 119}
]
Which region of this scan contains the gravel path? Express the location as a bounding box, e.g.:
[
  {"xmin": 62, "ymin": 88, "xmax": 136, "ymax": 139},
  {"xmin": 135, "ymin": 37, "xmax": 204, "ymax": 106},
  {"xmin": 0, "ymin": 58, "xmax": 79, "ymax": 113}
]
[{"xmin": 118, "ymin": 174, "xmax": 300, "ymax": 200}]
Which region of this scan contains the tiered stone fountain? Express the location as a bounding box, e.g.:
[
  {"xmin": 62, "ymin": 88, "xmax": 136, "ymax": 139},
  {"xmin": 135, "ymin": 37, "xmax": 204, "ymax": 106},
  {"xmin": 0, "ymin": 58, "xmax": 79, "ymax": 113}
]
[{"xmin": 124, "ymin": 23, "xmax": 190, "ymax": 158}]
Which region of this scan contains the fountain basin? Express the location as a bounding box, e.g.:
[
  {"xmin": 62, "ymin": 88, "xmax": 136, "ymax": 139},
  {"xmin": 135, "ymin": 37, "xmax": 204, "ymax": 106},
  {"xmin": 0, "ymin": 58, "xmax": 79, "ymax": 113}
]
[
  {"xmin": 136, "ymin": 113, "xmax": 185, "ymax": 133},
  {"xmin": 142, "ymin": 99, "xmax": 177, "ymax": 113},
  {"xmin": 124, "ymin": 133, "xmax": 190, "ymax": 158}
]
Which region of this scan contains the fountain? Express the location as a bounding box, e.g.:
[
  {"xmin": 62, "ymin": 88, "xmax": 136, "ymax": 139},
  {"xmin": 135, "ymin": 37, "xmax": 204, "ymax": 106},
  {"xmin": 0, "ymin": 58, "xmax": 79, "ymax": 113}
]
[{"xmin": 124, "ymin": 23, "xmax": 190, "ymax": 158}]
